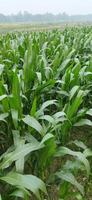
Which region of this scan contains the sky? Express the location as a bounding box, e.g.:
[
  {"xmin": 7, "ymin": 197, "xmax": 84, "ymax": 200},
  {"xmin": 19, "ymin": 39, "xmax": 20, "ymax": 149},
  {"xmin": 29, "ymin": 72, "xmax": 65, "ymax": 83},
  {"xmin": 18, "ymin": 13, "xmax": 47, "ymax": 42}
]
[{"xmin": 0, "ymin": 0, "xmax": 92, "ymax": 15}]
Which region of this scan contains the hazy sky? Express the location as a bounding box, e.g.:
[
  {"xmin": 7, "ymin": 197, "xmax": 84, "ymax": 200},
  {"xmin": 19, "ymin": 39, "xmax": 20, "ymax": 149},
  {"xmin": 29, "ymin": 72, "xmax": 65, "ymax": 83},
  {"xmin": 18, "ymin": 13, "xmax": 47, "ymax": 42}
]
[{"xmin": 0, "ymin": 0, "xmax": 92, "ymax": 15}]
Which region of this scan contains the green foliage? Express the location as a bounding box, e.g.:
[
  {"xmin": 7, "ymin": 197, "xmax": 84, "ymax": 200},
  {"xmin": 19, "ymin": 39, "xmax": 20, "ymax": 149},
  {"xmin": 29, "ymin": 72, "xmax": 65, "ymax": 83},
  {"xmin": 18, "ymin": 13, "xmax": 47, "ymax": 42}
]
[{"xmin": 0, "ymin": 27, "xmax": 92, "ymax": 199}]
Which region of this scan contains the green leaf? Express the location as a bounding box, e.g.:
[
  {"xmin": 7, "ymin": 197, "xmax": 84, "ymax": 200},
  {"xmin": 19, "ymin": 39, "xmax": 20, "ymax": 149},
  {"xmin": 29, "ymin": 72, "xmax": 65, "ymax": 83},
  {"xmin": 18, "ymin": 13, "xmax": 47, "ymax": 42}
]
[
  {"xmin": 10, "ymin": 70, "xmax": 22, "ymax": 118},
  {"xmin": 57, "ymin": 90, "xmax": 69, "ymax": 97},
  {"xmin": 69, "ymin": 86, "xmax": 79, "ymax": 100},
  {"xmin": 53, "ymin": 111, "xmax": 66, "ymax": 119},
  {"xmin": 30, "ymin": 97, "xmax": 37, "ymax": 116},
  {"xmin": 0, "ymin": 113, "xmax": 8, "ymax": 122},
  {"xmin": 75, "ymin": 193, "xmax": 83, "ymax": 200},
  {"xmin": 40, "ymin": 100, "xmax": 57, "ymax": 111},
  {"xmin": 63, "ymin": 160, "xmax": 83, "ymax": 171},
  {"xmin": 56, "ymin": 147, "xmax": 90, "ymax": 176},
  {"xmin": 0, "ymin": 133, "xmax": 53, "ymax": 170},
  {"xmin": 22, "ymin": 115, "xmax": 43, "ymax": 135},
  {"xmin": 70, "ymin": 140, "xmax": 87, "ymax": 150},
  {"xmin": 67, "ymin": 90, "xmax": 84, "ymax": 119},
  {"xmin": 74, "ymin": 119, "xmax": 92, "ymax": 126},
  {"xmin": 39, "ymin": 134, "xmax": 56, "ymax": 169},
  {"xmin": 0, "ymin": 172, "xmax": 47, "ymax": 200},
  {"xmin": 41, "ymin": 133, "xmax": 54, "ymax": 145},
  {"xmin": 86, "ymin": 109, "xmax": 92, "ymax": 116},
  {"xmin": 39, "ymin": 115, "xmax": 54, "ymax": 123},
  {"xmin": 11, "ymin": 109, "xmax": 18, "ymax": 129},
  {"xmin": 36, "ymin": 72, "xmax": 42, "ymax": 84},
  {"xmin": 84, "ymin": 148, "xmax": 92, "ymax": 157},
  {"xmin": 67, "ymin": 49, "xmax": 75, "ymax": 59},
  {"xmin": 0, "ymin": 95, "xmax": 7, "ymax": 101},
  {"xmin": 11, "ymin": 188, "xmax": 30, "ymax": 199},
  {"xmin": 0, "ymin": 64, "xmax": 4, "ymax": 75},
  {"xmin": 13, "ymin": 130, "xmax": 25, "ymax": 173},
  {"xmin": 56, "ymin": 171, "xmax": 84, "ymax": 196},
  {"xmin": 0, "ymin": 140, "xmax": 43, "ymax": 170},
  {"xmin": 56, "ymin": 58, "xmax": 71, "ymax": 77}
]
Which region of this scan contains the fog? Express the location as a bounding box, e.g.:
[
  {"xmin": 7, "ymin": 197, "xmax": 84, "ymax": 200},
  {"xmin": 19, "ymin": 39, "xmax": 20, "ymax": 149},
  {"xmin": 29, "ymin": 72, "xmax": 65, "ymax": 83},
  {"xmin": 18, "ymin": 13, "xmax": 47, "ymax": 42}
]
[{"xmin": 0, "ymin": 0, "xmax": 92, "ymax": 15}]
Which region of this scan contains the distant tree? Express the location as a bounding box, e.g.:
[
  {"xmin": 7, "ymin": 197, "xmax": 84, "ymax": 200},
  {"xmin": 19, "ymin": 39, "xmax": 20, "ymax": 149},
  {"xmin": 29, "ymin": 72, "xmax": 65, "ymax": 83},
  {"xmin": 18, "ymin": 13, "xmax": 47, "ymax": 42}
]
[{"xmin": 0, "ymin": 12, "xmax": 92, "ymax": 23}]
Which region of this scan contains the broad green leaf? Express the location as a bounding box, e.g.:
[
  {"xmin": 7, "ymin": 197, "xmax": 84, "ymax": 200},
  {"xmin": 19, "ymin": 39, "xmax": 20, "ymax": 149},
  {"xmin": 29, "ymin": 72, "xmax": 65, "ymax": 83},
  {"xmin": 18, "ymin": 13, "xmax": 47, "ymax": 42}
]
[
  {"xmin": 40, "ymin": 100, "xmax": 57, "ymax": 111},
  {"xmin": 11, "ymin": 109, "xmax": 18, "ymax": 129},
  {"xmin": 0, "ymin": 141, "xmax": 44, "ymax": 169},
  {"xmin": 56, "ymin": 171, "xmax": 84, "ymax": 196},
  {"xmin": 84, "ymin": 149, "xmax": 92, "ymax": 157},
  {"xmin": 39, "ymin": 115, "xmax": 54, "ymax": 123},
  {"xmin": 67, "ymin": 90, "xmax": 84, "ymax": 119},
  {"xmin": 13, "ymin": 130, "xmax": 25, "ymax": 173},
  {"xmin": 38, "ymin": 134, "xmax": 56, "ymax": 169},
  {"xmin": 22, "ymin": 115, "xmax": 43, "ymax": 135},
  {"xmin": 36, "ymin": 72, "xmax": 42, "ymax": 84},
  {"xmin": 63, "ymin": 160, "xmax": 83, "ymax": 171},
  {"xmin": 11, "ymin": 188, "xmax": 30, "ymax": 199},
  {"xmin": 53, "ymin": 111, "xmax": 66, "ymax": 119},
  {"xmin": 70, "ymin": 140, "xmax": 87, "ymax": 150},
  {"xmin": 0, "ymin": 113, "xmax": 8, "ymax": 122},
  {"xmin": 56, "ymin": 147, "xmax": 90, "ymax": 176},
  {"xmin": 75, "ymin": 193, "xmax": 83, "ymax": 200},
  {"xmin": 57, "ymin": 90, "xmax": 69, "ymax": 97},
  {"xmin": 0, "ymin": 95, "xmax": 7, "ymax": 101},
  {"xmin": 0, "ymin": 64, "xmax": 4, "ymax": 75},
  {"xmin": 67, "ymin": 49, "xmax": 75, "ymax": 59},
  {"xmin": 0, "ymin": 83, "xmax": 9, "ymax": 112},
  {"xmin": 0, "ymin": 133, "xmax": 53, "ymax": 170},
  {"xmin": 86, "ymin": 109, "xmax": 92, "ymax": 116},
  {"xmin": 69, "ymin": 86, "xmax": 79, "ymax": 100},
  {"xmin": 74, "ymin": 119, "xmax": 92, "ymax": 126},
  {"xmin": 56, "ymin": 58, "xmax": 71, "ymax": 77},
  {"xmin": 10, "ymin": 70, "xmax": 22, "ymax": 118},
  {"xmin": 40, "ymin": 133, "xmax": 54, "ymax": 145},
  {"xmin": 30, "ymin": 97, "xmax": 37, "ymax": 116},
  {"xmin": 0, "ymin": 172, "xmax": 47, "ymax": 200}
]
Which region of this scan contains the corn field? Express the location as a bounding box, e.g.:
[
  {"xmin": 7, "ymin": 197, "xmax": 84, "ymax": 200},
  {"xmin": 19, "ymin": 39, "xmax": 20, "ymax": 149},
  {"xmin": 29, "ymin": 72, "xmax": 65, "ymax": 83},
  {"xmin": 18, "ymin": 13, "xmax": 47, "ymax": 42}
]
[{"xmin": 0, "ymin": 27, "xmax": 92, "ymax": 200}]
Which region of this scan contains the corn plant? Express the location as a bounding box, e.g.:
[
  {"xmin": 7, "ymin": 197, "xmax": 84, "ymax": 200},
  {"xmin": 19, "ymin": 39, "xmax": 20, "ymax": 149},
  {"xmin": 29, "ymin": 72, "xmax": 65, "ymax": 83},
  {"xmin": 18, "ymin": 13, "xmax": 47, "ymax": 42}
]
[{"xmin": 0, "ymin": 27, "xmax": 92, "ymax": 199}]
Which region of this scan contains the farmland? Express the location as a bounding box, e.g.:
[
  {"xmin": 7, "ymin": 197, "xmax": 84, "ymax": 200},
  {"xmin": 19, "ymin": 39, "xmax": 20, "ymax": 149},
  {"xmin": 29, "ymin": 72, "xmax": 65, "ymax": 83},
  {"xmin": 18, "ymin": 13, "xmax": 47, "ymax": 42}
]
[
  {"xmin": 0, "ymin": 26, "xmax": 92, "ymax": 200},
  {"xmin": 0, "ymin": 23, "xmax": 63, "ymax": 33}
]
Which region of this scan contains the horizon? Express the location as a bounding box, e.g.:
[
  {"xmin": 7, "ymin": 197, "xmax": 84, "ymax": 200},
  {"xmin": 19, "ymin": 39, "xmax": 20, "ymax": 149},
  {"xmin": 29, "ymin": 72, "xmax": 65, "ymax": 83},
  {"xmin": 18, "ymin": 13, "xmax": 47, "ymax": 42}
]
[{"xmin": 1, "ymin": 11, "xmax": 92, "ymax": 16}]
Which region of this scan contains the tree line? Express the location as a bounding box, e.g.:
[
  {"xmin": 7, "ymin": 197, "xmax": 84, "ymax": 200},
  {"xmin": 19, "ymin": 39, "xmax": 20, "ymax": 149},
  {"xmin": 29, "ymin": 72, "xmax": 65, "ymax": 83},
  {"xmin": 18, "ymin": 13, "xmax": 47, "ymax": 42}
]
[{"xmin": 0, "ymin": 12, "xmax": 92, "ymax": 23}]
